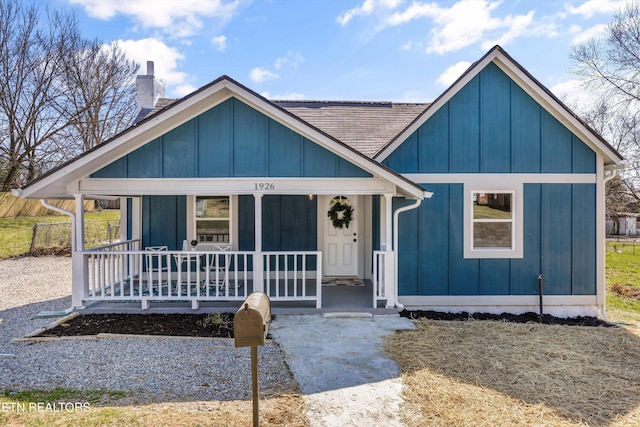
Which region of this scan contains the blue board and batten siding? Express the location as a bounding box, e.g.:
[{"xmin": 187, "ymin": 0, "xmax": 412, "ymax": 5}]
[
  {"xmin": 394, "ymin": 184, "xmax": 596, "ymax": 296},
  {"xmin": 385, "ymin": 63, "xmax": 597, "ymax": 297},
  {"xmin": 383, "ymin": 63, "xmax": 596, "ymax": 174},
  {"xmin": 93, "ymin": 97, "xmax": 370, "ymax": 252},
  {"xmin": 92, "ymin": 97, "xmax": 372, "ymax": 179}
]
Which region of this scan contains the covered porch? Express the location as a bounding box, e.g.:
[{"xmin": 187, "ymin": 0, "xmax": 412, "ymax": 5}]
[{"xmin": 69, "ymin": 177, "xmax": 402, "ymax": 311}]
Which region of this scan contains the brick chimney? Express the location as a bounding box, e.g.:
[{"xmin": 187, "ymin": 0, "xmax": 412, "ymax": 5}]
[{"xmin": 136, "ymin": 61, "xmax": 165, "ymax": 112}]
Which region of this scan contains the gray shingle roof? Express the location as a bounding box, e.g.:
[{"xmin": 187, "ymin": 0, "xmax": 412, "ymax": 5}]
[
  {"xmin": 135, "ymin": 98, "xmax": 429, "ymax": 158},
  {"xmin": 133, "ymin": 98, "xmax": 178, "ymax": 124},
  {"xmin": 274, "ymin": 101, "xmax": 429, "ymax": 158}
]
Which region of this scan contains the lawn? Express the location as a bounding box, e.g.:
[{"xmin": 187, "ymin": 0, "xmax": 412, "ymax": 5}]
[
  {"xmin": 386, "ymin": 318, "xmax": 640, "ymax": 427},
  {"xmin": 0, "ymin": 210, "xmax": 120, "ymax": 258},
  {"xmin": 605, "ymin": 240, "xmax": 640, "ymax": 325},
  {"xmin": 382, "ymin": 239, "xmax": 640, "ymax": 426},
  {"xmin": 0, "ymin": 388, "xmax": 307, "ymax": 426}
]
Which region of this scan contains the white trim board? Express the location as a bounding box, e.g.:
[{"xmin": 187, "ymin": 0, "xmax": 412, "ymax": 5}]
[
  {"xmin": 72, "ymin": 177, "xmax": 397, "ymax": 196},
  {"xmin": 399, "ymin": 295, "xmax": 596, "ymax": 306},
  {"xmin": 403, "ymin": 173, "xmax": 596, "ymax": 185}
]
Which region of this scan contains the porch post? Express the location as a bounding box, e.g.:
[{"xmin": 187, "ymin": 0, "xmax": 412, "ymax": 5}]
[
  {"xmin": 253, "ymin": 194, "xmax": 264, "ymax": 292},
  {"xmin": 382, "ymin": 194, "xmax": 393, "ymax": 250},
  {"xmin": 383, "ymin": 194, "xmax": 396, "ymax": 308},
  {"xmin": 71, "ymin": 194, "xmax": 88, "ymax": 308},
  {"xmin": 119, "ymin": 197, "xmax": 128, "ymax": 243},
  {"xmin": 131, "ymin": 197, "xmax": 142, "ymax": 244}
]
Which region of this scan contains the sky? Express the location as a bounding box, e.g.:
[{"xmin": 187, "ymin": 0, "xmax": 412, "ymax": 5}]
[{"xmin": 52, "ymin": 0, "xmax": 628, "ymax": 109}]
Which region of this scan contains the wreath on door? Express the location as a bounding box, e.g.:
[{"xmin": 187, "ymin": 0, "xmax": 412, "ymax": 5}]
[{"xmin": 327, "ymin": 197, "xmax": 354, "ymax": 229}]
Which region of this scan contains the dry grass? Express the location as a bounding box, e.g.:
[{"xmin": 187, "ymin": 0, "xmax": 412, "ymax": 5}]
[
  {"xmin": 0, "ymin": 392, "xmax": 308, "ymax": 426},
  {"xmin": 385, "ymin": 319, "xmax": 640, "ymax": 427}
]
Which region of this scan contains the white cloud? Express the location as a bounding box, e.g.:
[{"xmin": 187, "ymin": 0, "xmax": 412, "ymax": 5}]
[
  {"xmin": 436, "ymin": 61, "xmax": 472, "ymax": 87},
  {"xmin": 550, "ymin": 79, "xmax": 599, "ymax": 108},
  {"xmin": 572, "ymin": 23, "xmax": 608, "ymax": 44},
  {"xmin": 211, "ymin": 35, "xmax": 227, "ymax": 51},
  {"xmin": 401, "ymin": 40, "xmax": 414, "ymax": 50},
  {"xmin": 250, "ymin": 67, "xmax": 278, "ymax": 83},
  {"xmin": 386, "ymin": 0, "xmax": 536, "ymax": 54},
  {"xmin": 269, "ymin": 92, "xmax": 305, "ymax": 100},
  {"xmin": 337, "ymin": 0, "xmax": 404, "ymax": 26},
  {"xmin": 118, "ymin": 38, "xmax": 191, "ymax": 96},
  {"xmin": 569, "ymin": 24, "xmax": 582, "ymax": 34},
  {"xmin": 174, "ymin": 84, "xmax": 199, "ymax": 98},
  {"xmin": 274, "ymin": 51, "xmax": 304, "ymax": 69},
  {"xmin": 566, "ymin": 0, "xmax": 626, "ymax": 18},
  {"xmin": 481, "ymin": 11, "xmax": 535, "ymax": 49},
  {"xmin": 67, "ymin": 0, "xmax": 244, "ymax": 37},
  {"xmin": 249, "ymin": 52, "xmax": 303, "ymax": 86}
]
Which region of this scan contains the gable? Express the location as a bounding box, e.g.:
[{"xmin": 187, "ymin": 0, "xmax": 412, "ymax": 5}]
[
  {"xmin": 92, "ymin": 97, "xmax": 372, "ymax": 179},
  {"xmin": 382, "ymin": 63, "xmax": 596, "ymax": 174}
]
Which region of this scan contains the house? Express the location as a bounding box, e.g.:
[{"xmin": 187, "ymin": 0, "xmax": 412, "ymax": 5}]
[{"xmin": 13, "ymin": 46, "xmax": 622, "ymax": 317}]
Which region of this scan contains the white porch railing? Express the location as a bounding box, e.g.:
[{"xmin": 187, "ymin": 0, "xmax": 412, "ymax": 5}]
[
  {"xmin": 83, "ymin": 248, "xmax": 322, "ymax": 309},
  {"xmin": 90, "ymin": 239, "xmax": 140, "ymax": 252},
  {"xmin": 373, "ymin": 250, "xmax": 394, "ymax": 308},
  {"xmin": 263, "ymin": 251, "xmax": 322, "ymax": 309}
]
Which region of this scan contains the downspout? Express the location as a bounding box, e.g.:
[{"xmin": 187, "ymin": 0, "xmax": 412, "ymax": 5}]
[
  {"xmin": 393, "ymin": 198, "xmax": 422, "ymax": 309},
  {"xmin": 40, "ymin": 199, "xmax": 76, "ymax": 314},
  {"xmin": 599, "ymin": 166, "xmax": 619, "ymax": 322},
  {"xmin": 40, "ymin": 199, "xmax": 75, "ymax": 225}
]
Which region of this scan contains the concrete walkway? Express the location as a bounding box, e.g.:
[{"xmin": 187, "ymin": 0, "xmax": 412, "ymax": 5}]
[{"xmin": 269, "ymin": 314, "xmax": 416, "ymax": 427}]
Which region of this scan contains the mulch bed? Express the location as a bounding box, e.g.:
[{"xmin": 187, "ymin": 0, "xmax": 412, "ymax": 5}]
[
  {"xmin": 39, "ymin": 313, "xmax": 235, "ymax": 338},
  {"xmin": 400, "ymin": 309, "xmax": 615, "ymax": 327},
  {"xmin": 36, "ymin": 310, "xmax": 613, "ymax": 339}
]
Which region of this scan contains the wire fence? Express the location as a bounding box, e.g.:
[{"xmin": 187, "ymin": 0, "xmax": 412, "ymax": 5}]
[
  {"xmin": 29, "ymin": 220, "xmax": 120, "ymax": 254},
  {"xmin": 606, "ymin": 239, "xmax": 640, "ymax": 255}
]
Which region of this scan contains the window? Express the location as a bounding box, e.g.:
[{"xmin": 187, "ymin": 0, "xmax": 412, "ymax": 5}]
[
  {"xmin": 464, "ymin": 183, "xmax": 522, "ymax": 259},
  {"xmin": 472, "ymin": 192, "xmax": 513, "ymax": 249},
  {"xmin": 195, "ymin": 196, "xmax": 230, "ymax": 243}
]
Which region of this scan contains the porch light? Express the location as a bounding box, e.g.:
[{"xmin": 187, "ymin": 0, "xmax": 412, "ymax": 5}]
[{"xmin": 308, "ymin": 194, "xmax": 314, "ymax": 201}]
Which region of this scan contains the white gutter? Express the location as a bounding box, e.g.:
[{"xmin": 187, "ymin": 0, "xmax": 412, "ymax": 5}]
[{"xmin": 392, "ymin": 198, "xmax": 422, "ymax": 308}]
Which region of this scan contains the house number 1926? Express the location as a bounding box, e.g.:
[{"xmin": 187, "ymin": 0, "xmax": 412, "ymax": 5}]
[{"xmin": 254, "ymin": 182, "xmax": 275, "ymax": 190}]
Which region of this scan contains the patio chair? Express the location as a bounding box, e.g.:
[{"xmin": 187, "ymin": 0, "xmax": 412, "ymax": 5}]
[
  {"xmin": 205, "ymin": 245, "xmax": 231, "ymax": 294},
  {"xmin": 145, "ymin": 246, "xmax": 169, "ymax": 294}
]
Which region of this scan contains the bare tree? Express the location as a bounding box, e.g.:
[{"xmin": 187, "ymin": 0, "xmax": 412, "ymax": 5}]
[
  {"xmin": 606, "ymin": 174, "xmax": 640, "ymax": 217},
  {"xmin": 572, "ymin": 1, "xmax": 640, "ymax": 109},
  {"xmin": 571, "ymin": 1, "xmax": 640, "ymax": 215},
  {"xmin": 0, "ymin": 0, "xmax": 138, "ymax": 191},
  {"xmin": 60, "ymin": 41, "xmax": 138, "ymax": 154}
]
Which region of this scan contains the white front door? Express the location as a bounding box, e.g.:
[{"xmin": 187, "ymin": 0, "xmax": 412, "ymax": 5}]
[{"xmin": 323, "ymin": 195, "xmax": 359, "ymax": 277}]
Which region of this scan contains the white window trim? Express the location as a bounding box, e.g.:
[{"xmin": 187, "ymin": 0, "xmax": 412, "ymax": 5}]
[
  {"xmin": 186, "ymin": 195, "xmax": 237, "ymax": 249},
  {"xmin": 463, "ymin": 181, "xmax": 523, "ymax": 259}
]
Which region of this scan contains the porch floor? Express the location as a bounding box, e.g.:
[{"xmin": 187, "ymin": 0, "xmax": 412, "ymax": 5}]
[{"xmin": 78, "ymin": 279, "xmax": 397, "ymax": 315}]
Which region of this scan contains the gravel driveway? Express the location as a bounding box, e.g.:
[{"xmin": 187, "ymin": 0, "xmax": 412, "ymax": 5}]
[{"xmin": 0, "ymin": 256, "xmax": 296, "ymax": 403}]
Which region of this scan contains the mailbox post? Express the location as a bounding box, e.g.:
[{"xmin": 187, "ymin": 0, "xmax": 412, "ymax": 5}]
[{"xmin": 234, "ymin": 292, "xmax": 271, "ymax": 427}]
